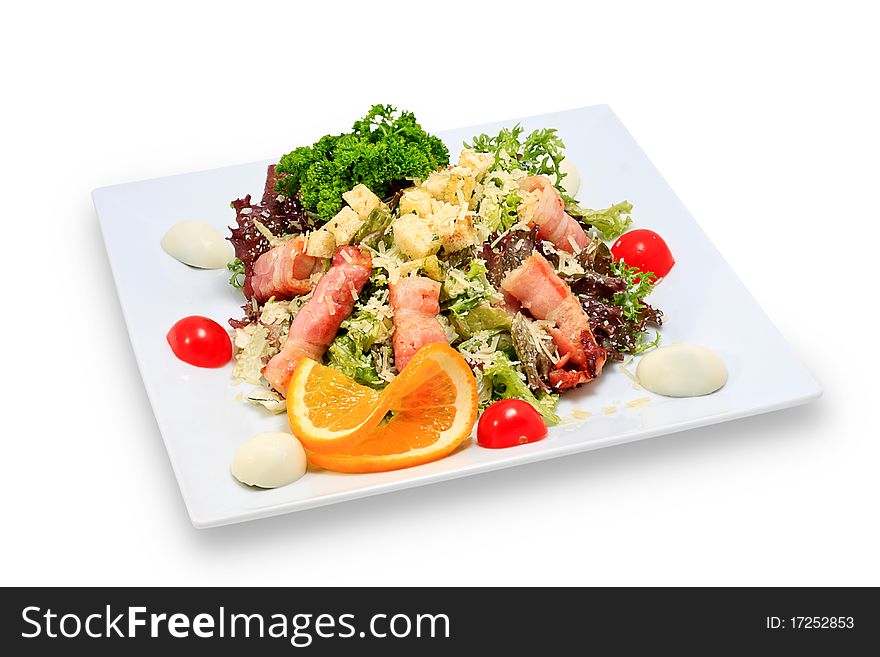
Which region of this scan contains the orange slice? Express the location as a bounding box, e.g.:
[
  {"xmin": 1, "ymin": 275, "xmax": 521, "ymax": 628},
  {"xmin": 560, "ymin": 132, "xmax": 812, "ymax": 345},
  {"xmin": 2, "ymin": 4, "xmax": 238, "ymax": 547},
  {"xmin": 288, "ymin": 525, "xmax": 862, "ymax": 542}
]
[
  {"xmin": 287, "ymin": 344, "xmax": 478, "ymax": 473},
  {"xmin": 286, "ymin": 360, "xmax": 382, "ymax": 453}
]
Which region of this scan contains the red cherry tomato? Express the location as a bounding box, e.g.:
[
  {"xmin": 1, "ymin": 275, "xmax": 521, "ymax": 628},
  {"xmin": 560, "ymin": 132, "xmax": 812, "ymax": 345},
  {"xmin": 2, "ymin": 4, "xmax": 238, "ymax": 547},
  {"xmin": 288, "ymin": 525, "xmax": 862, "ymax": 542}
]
[
  {"xmin": 477, "ymin": 399, "xmax": 547, "ymax": 449},
  {"xmin": 611, "ymin": 229, "xmax": 675, "ymax": 281},
  {"xmin": 166, "ymin": 316, "xmax": 232, "ymax": 368}
]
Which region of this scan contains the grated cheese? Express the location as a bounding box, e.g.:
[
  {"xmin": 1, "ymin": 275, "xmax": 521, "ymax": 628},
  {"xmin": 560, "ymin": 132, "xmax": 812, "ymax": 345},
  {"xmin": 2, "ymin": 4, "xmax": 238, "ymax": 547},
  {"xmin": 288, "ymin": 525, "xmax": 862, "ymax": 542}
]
[
  {"xmin": 232, "ymin": 325, "xmax": 270, "ymax": 385},
  {"xmin": 374, "ymin": 343, "xmax": 397, "ymax": 382},
  {"xmin": 252, "ymin": 219, "xmax": 291, "ymax": 247},
  {"xmin": 542, "ymin": 240, "xmax": 585, "ymax": 277},
  {"xmin": 245, "ymin": 388, "xmax": 287, "ymax": 414},
  {"xmin": 368, "ymin": 243, "xmax": 426, "ymax": 284}
]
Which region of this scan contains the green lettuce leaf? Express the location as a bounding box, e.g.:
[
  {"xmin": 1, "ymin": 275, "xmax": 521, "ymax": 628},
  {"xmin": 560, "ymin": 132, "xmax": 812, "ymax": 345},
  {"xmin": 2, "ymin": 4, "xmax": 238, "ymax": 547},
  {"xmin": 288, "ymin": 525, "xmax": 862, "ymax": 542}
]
[
  {"xmin": 443, "ymin": 261, "xmax": 494, "ymax": 318},
  {"xmin": 326, "ymin": 335, "xmax": 385, "ymax": 389},
  {"xmin": 451, "ymin": 303, "xmax": 512, "ymax": 340},
  {"xmin": 483, "ymin": 353, "xmax": 560, "ymax": 425},
  {"xmin": 565, "ymin": 199, "xmax": 633, "ymax": 241}
]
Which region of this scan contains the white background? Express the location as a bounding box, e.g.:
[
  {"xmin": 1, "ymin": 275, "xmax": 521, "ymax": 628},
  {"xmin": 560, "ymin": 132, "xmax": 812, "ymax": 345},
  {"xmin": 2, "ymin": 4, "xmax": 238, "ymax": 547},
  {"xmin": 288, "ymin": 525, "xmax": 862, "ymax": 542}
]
[{"xmin": 2, "ymin": 1, "xmax": 877, "ymax": 586}]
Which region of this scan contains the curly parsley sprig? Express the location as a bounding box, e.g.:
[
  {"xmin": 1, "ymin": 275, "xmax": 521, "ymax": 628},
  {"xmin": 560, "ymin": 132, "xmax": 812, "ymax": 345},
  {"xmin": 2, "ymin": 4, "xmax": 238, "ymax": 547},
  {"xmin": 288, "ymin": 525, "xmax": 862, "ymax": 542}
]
[{"xmin": 275, "ymin": 105, "xmax": 449, "ymax": 221}]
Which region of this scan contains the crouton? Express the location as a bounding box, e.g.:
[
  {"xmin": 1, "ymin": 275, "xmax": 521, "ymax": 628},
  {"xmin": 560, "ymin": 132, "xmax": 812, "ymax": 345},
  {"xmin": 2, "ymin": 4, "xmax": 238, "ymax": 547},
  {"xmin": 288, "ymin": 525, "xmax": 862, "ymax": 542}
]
[
  {"xmin": 399, "ymin": 187, "xmax": 435, "ymax": 219},
  {"xmin": 422, "ymin": 169, "xmax": 478, "ymax": 206},
  {"xmin": 324, "ymin": 206, "xmax": 362, "ymax": 245},
  {"xmin": 439, "ymin": 216, "xmax": 477, "ymax": 253},
  {"xmin": 305, "ymin": 228, "xmax": 336, "ymax": 258},
  {"xmin": 392, "ymin": 213, "xmax": 441, "ymax": 259},
  {"xmin": 342, "ymin": 184, "xmax": 383, "ymax": 220},
  {"xmin": 428, "ymin": 203, "xmax": 477, "ymax": 253},
  {"xmin": 458, "ymin": 149, "xmax": 494, "ymax": 180}
]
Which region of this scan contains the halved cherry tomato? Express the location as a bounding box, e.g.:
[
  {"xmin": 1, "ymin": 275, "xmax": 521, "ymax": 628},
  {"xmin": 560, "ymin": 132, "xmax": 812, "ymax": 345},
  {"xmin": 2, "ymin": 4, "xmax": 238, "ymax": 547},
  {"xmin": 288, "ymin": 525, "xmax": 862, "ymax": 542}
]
[
  {"xmin": 477, "ymin": 399, "xmax": 547, "ymax": 449},
  {"xmin": 166, "ymin": 316, "xmax": 232, "ymax": 368},
  {"xmin": 611, "ymin": 229, "xmax": 675, "ymax": 281}
]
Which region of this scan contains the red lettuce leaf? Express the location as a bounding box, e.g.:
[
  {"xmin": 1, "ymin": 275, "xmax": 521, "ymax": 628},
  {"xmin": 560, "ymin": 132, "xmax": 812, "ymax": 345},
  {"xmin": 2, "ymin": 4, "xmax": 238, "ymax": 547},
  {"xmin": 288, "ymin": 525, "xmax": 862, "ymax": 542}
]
[{"xmin": 228, "ymin": 164, "xmax": 314, "ymax": 300}]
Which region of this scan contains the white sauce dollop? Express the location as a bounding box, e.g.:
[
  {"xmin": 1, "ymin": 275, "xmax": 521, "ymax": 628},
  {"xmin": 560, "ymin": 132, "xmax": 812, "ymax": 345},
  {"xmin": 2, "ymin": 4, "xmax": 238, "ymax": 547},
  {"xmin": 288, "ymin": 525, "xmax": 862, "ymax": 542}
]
[
  {"xmin": 231, "ymin": 432, "xmax": 307, "ymax": 489},
  {"xmin": 636, "ymin": 344, "xmax": 728, "ymax": 398},
  {"xmin": 161, "ymin": 221, "xmax": 232, "ymax": 269},
  {"xmin": 555, "ymin": 156, "xmax": 581, "ymax": 197}
]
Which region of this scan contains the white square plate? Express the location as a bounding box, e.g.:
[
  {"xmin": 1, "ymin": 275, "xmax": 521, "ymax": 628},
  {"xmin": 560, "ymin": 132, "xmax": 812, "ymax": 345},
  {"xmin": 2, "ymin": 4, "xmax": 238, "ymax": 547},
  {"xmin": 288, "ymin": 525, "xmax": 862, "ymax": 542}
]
[{"xmin": 94, "ymin": 105, "xmax": 820, "ymax": 528}]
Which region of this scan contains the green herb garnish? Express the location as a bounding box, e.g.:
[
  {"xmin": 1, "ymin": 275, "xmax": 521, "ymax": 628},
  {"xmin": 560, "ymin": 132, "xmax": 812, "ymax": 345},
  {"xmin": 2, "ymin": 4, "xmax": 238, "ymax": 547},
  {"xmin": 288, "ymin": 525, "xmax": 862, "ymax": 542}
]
[
  {"xmin": 609, "ymin": 261, "xmax": 656, "ymax": 322},
  {"xmin": 227, "ymin": 258, "xmax": 245, "ymax": 290},
  {"xmin": 276, "ymin": 105, "xmax": 449, "ymax": 221},
  {"xmin": 465, "ymin": 124, "xmax": 566, "ymax": 184}
]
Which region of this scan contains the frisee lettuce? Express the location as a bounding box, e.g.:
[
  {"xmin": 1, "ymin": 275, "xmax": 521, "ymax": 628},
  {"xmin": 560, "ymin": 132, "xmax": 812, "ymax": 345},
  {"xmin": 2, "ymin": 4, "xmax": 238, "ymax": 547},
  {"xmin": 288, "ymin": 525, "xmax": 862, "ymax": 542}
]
[
  {"xmin": 609, "ymin": 261, "xmax": 656, "ymax": 322},
  {"xmin": 465, "ymin": 124, "xmax": 567, "ymax": 185},
  {"xmin": 466, "ymin": 125, "xmax": 634, "ymax": 240},
  {"xmin": 632, "ymin": 330, "xmax": 661, "ymax": 355}
]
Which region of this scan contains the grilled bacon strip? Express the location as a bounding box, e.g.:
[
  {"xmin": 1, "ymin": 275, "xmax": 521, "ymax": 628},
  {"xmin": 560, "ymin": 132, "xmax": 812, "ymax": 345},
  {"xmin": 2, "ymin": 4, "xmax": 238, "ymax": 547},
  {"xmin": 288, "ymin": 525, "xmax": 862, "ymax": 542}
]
[
  {"xmin": 263, "ymin": 246, "xmax": 372, "ymax": 395},
  {"xmin": 502, "ymin": 253, "xmax": 606, "ymax": 390},
  {"xmin": 389, "ymin": 276, "xmax": 448, "ymax": 371},
  {"xmin": 250, "ymin": 236, "xmax": 324, "ymax": 303},
  {"xmin": 520, "ymin": 176, "xmax": 588, "ymax": 253},
  {"xmin": 228, "ymin": 164, "xmax": 314, "ymax": 300}
]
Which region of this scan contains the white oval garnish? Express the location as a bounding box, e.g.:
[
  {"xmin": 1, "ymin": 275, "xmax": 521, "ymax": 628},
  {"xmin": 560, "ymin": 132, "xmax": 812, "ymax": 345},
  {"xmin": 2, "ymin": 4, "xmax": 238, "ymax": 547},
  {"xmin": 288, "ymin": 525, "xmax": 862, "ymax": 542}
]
[
  {"xmin": 161, "ymin": 221, "xmax": 232, "ymax": 269},
  {"xmin": 555, "ymin": 156, "xmax": 580, "ymax": 197},
  {"xmin": 636, "ymin": 344, "xmax": 728, "ymax": 398},
  {"xmin": 231, "ymin": 432, "xmax": 307, "ymax": 489}
]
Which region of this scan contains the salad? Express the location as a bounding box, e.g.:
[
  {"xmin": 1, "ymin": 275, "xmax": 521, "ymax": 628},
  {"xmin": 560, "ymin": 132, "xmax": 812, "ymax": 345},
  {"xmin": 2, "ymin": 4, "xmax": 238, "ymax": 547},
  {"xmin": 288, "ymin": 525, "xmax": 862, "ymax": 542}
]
[{"xmin": 224, "ymin": 105, "xmax": 668, "ymax": 428}]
